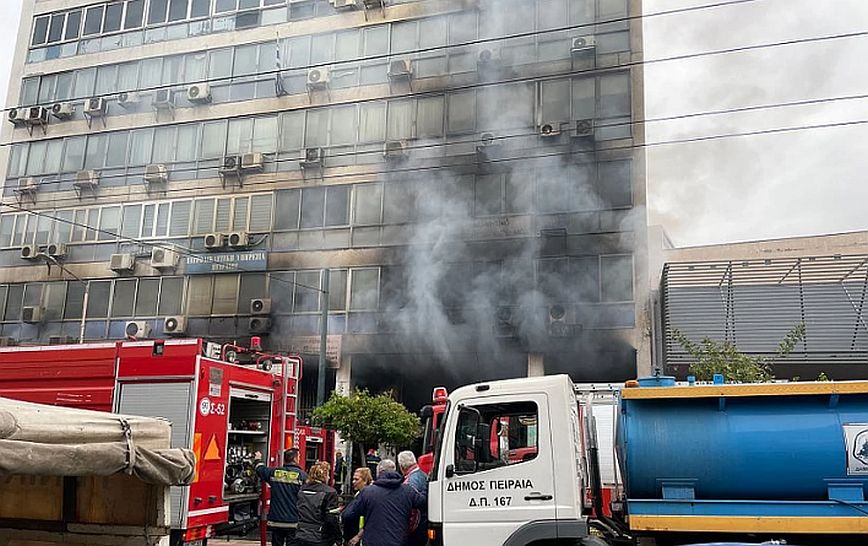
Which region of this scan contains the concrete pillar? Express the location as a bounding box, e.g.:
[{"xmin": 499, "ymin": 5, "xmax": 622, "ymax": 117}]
[
  {"xmin": 527, "ymin": 353, "xmax": 544, "ymax": 377},
  {"xmin": 335, "ymin": 353, "xmax": 352, "ymax": 396}
]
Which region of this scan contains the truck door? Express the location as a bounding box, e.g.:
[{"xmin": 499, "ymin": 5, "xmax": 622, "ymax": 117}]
[{"xmin": 440, "ymin": 393, "xmax": 554, "ymax": 546}]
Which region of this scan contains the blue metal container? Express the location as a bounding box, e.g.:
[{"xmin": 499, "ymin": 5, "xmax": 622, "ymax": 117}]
[{"xmin": 617, "ymin": 381, "xmax": 868, "ymax": 534}]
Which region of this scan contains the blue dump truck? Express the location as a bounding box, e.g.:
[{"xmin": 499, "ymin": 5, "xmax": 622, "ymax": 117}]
[{"xmin": 425, "ymin": 375, "xmax": 868, "ymax": 546}]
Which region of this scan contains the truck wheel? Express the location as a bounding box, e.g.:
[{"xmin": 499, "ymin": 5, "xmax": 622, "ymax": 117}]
[{"xmin": 580, "ymin": 536, "xmax": 611, "ymax": 546}]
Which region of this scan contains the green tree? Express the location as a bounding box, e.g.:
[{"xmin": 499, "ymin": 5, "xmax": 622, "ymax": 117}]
[
  {"xmin": 673, "ymin": 322, "xmax": 806, "ymax": 383},
  {"xmin": 312, "ymin": 389, "xmax": 420, "ymax": 467}
]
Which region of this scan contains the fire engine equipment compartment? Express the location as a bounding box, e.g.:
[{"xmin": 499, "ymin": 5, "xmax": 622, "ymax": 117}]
[{"xmin": 225, "ymin": 388, "xmax": 272, "ymax": 499}]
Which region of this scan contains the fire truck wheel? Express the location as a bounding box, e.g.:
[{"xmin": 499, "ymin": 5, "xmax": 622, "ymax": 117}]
[{"xmin": 578, "ymin": 536, "xmax": 611, "ymax": 546}]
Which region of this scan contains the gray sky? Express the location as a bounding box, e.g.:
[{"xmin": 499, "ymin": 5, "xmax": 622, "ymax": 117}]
[{"xmin": 1, "ymin": 0, "xmax": 866, "ymax": 247}]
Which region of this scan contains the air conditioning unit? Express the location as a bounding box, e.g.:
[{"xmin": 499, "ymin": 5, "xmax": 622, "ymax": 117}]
[
  {"xmin": 150, "ymin": 246, "xmax": 178, "ymax": 270},
  {"xmin": 84, "ymin": 97, "xmax": 107, "ymax": 117},
  {"xmin": 144, "ymin": 163, "xmax": 168, "ymax": 185},
  {"xmin": 547, "ymin": 304, "xmax": 578, "ymax": 337},
  {"xmin": 16, "ymin": 177, "xmax": 38, "ymax": 194},
  {"xmin": 48, "ymin": 335, "xmax": 75, "ymax": 345},
  {"xmin": 250, "ymin": 298, "xmax": 272, "ymax": 315},
  {"xmin": 571, "ymin": 35, "xmax": 597, "ymax": 55},
  {"xmin": 477, "ymin": 48, "xmax": 501, "ymax": 67},
  {"xmin": 50, "ymin": 102, "xmax": 74, "ymax": 120},
  {"xmin": 153, "ymin": 89, "xmax": 174, "ymax": 109},
  {"xmin": 306, "ymin": 68, "xmax": 330, "ymax": 89},
  {"xmin": 384, "ymin": 140, "xmax": 406, "ymax": 160},
  {"xmin": 74, "ymin": 170, "xmax": 99, "ymax": 191},
  {"xmin": 387, "ymin": 59, "xmax": 412, "ymax": 80},
  {"xmin": 572, "ymin": 119, "xmax": 595, "ymax": 139},
  {"xmin": 477, "ymin": 132, "xmax": 500, "ymax": 156},
  {"xmin": 22, "ymin": 306, "xmax": 43, "ymax": 324},
  {"xmin": 204, "ymin": 232, "xmax": 225, "ymax": 250},
  {"xmin": 301, "ymin": 147, "xmax": 324, "ymax": 169},
  {"xmin": 163, "ymin": 316, "xmax": 187, "ymax": 335},
  {"xmin": 117, "ymin": 91, "xmax": 140, "ymax": 109},
  {"xmin": 7, "ymin": 108, "xmax": 28, "ymax": 126},
  {"xmin": 362, "ymin": 0, "xmax": 384, "ymax": 8},
  {"xmin": 227, "ymin": 231, "xmax": 250, "ymax": 248},
  {"xmin": 46, "ymin": 242, "xmax": 67, "ymax": 259},
  {"xmin": 109, "ymin": 253, "xmax": 135, "ymax": 272},
  {"xmin": 220, "ymin": 155, "xmax": 241, "ymax": 175},
  {"xmin": 539, "ymin": 122, "xmax": 562, "ymax": 138},
  {"xmin": 20, "ymin": 244, "xmax": 40, "ymax": 260},
  {"xmin": 187, "ymin": 83, "xmax": 211, "ymax": 104},
  {"xmin": 495, "ymin": 305, "xmax": 516, "ymax": 338},
  {"xmin": 125, "ymin": 320, "xmax": 151, "ymax": 339},
  {"xmin": 26, "ymin": 106, "xmax": 49, "ymax": 126},
  {"xmin": 332, "ymin": 0, "xmax": 358, "ymax": 8},
  {"xmin": 240, "ymin": 152, "xmax": 263, "ymax": 172},
  {"xmin": 248, "ymin": 316, "xmax": 272, "ymax": 334}
]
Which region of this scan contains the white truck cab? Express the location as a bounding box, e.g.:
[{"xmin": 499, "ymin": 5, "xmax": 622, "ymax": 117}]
[{"xmin": 428, "ymin": 375, "xmax": 600, "ymax": 546}]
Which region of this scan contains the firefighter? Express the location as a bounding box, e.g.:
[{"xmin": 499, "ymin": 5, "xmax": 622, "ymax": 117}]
[{"xmin": 255, "ymin": 448, "xmax": 308, "ymax": 546}]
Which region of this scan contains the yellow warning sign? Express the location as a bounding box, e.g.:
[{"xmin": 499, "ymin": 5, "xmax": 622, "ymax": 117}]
[{"xmin": 204, "ymin": 435, "xmax": 221, "ymax": 461}]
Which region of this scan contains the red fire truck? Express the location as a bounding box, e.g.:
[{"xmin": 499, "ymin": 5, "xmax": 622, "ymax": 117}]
[{"xmin": 0, "ymin": 338, "xmax": 334, "ymax": 546}]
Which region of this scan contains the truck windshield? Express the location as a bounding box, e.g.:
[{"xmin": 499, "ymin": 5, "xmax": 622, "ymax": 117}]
[{"xmin": 430, "ymin": 401, "xmax": 450, "ymax": 481}]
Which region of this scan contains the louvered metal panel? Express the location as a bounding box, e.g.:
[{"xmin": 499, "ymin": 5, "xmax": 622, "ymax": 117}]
[
  {"xmin": 662, "ymin": 255, "xmax": 868, "ymax": 376},
  {"xmin": 118, "ymin": 381, "xmax": 193, "ymax": 527}
]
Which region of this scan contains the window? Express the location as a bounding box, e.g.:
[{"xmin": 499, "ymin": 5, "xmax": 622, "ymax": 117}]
[
  {"xmin": 599, "ymin": 73, "xmax": 630, "ymax": 118},
  {"xmin": 169, "ymin": 201, "xmax": 192, "ymax": 236},
  {"xmin": 202, "ymin": 121, "xmax": 227, "ymax": 158},
  {"xmin": 454, "ymin": 401, "xmax": 538, "ymax": 474},
  {"xmin": 194, "ymin": 199, "xmax": 215, "ymax": 234},
  {"xmin": 125, "ymin": 0, "xmax": 146, "ymax": 29},
  {"xmin": 0, "ymin": 216, "xmax": 14, "ymax": 247},
  {"xmin": 74, "ymin": 67, "xmax": 97, "ymax": 99},
  {"xmin": 300, "ymin": 188, "xmax": 324, "ymax": 229},
  {"xmin": 148, "ymin": 0, "xmax": 170, "ymax": 25},
  {"xmin": 212, "ymin": 275, "xmax": 239, "ymax": 314},
  {"xmin": 600, "ymin": 255, "xmax": 633, "ymax": 302},
  {"xmin": 86, "ymin": 281, "xmax": 112, "ymax": 319},
  {"xmin": 328, "ymin": 269, "xmax": 347, "ymax": 311},
  {"xmin": 5, "ymin": 285, "xmax": 23, "ymax": 322},
  {"xmin": 129, "ymin": 129, "xmax": 154, "ymax": 166},
  {"xmin": 325, "ymin": 186, "xmax": 349, "ymax": 227},
  {"xmin": 186, "ymin": 276, "xmax": 213, "ymax": 315},
  {"xmin": 122, "ymin": 205, "xmax": 142, "ymax": 238},
  {"xmin": 279, "ymin": 112, "xmax": 304, "ymax": 152},
  {"xmin": 32, "ymin": 16, "xmax": 49, "ymax": 46},
  {"xmin": 359, "ymin": 103, "xmax": 385, "ymax": 143},
  {"xmin": 48, "ymin": 13, "xmax": 65, "ymax": 43},
  {"xmin": 249, "ymin": 195, "xmax": 272, "ymax": 232},
  {"xmin": 350, "ymin": 269, "xmax": 378, "ymax": 310},
  {"xmin": 354, "ymin": 183, "xmax": 382, "ymax": 225},
  {"xmin": 135, "ymin": 278, "xmax": 160, "ymax": 316},
  {"xmin": 191, "ymin": 0, "xmax": 211, "ymax": 18},
  {"xmin": 64, "ymin": 282, "xmax": 85, "ymax": 320},
  {"xmin": 83, "ymin": 6, "xmax": 105, "ymax": 36},
  {"xmin": 572, "ymin": 256, "xmax": 600, "ymax": 302},
  {"xmin": 98, "ymin": 207, "xmax": 121, "ymax": 241},
  {"xmin": 168, "ymin": 0, "xmax": 190, "ymax": 22},
  {"xmin": 159, "ymin": 277, "xmax": 184, "ymax": 315},
  {"xmin": 275, "ymin": 190, "xmax": 300, "ymax": 230},
  {"xmin": 112, "ymin": 279, "xmax": 136, "ymax": 317},
  {"xmin": 106, "ymin": 132, "xmax": 129, "ymax": 168},
  {"xmin": 63, "ymin": 137, "xmax": 86, "ymax": 172},
  {"xmin": 85, "ymin": 135, "xmax": 108, "ymax": 169},
  {"xmin": 238, "ymin": 273, "xmax": 266, "ymax": 314},
  {"xmin": 104, "ymin": 3, "xmax": 124, "ymax": 33},
  {"xmin": 294, "ymin": 271, "xmax": 320, "ymax": 313},
  {"xmin": 540, "ymin": 79, "xmax": 571, "ymax": 122},
  {"xmin": 448, "ymin": 92, "xmax": 475, "ymax": 134}
]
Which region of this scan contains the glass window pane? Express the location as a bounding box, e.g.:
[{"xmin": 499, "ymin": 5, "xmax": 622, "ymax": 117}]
[
  {"xmin": 104, "ymin": 3, "xmax": 124, "ymax": 32},
  {"xmin": 148, "ymin": 0, "xmax": 170, "ymax": 24},
  {"xmin": 335, "ymin": 30, "xmax": 359, "ymax": 62},
  {"xmin": 85, "ymin": 209, "xmax": 99, "ymax": 241},
  {"xmin": 176, "ymin": 124, "xmax": 198, "ymax": 162},
  {"xmin": 249, "ymin": 194, "xmax": 272, "ymax": 232},
  {"xmin": 55, "ymin": 73, "xmax": 74, "ymax": 101},
  {"xmin": 191, "ymin": 0, "xmax": 211, "ymax": 18},
  {"xmin": 201, "ymin": 121, "xmax": 227, "ymax": 159},
  {"xmin": 5, "ymin": 285, "xmax": 23, "ymax": 322},
  {"xmin": 21, "ymin": 78, "xmax": 39, "ymax": 105},
  {"xmin": 600, "ymin": 255, "xmax": 633, "ymax": 302},
  {"xmin": 353, "ymin": 183, "xmax": 382, "ymax": 225},
  {"xmin": 54, "ymin": 210, "xmax": 73, "ymax": 243},
  {"xmin": 168, "ymin": 0, "xmax": 189, "ymax": 21},
  {"xmin": 169, "ymin": 200, "xmax": 192, "ymax": 236},
  {"xmin": 161, "ymin": 55, "xmax": 183, "ymax": 85},
  {"xmin": 0, "ymin": 216, "xmax": 14, "ymax": 247},
  {"xmin": 32, "ymin": 16, "xmax": 49, "ymax": 46},
  {"xmin": 572, "ymin": 77, "xmax": 596, "ymax": 120},
  {"xmin": 215, "ymin": 0, "xmax": 237, "ymax": 12},
  {"xmin": 280, "ymin": 112, "xmax": 304, "ymax": 152},
  {"xmin": 387, "ymin": 100, "xmax": 413, "ymax": 140},
  {"xmin": 294, "ymin": 271, "xmax": 320, "ymax": 312},
  {"xmin": 99, "ymin": 207, "xmax": 121, "ymax": 240},
  {"xmin": 112, "ymin": 279, "xmax": 136, "ymax": 317},
  {"xmin": 44, "ymin": 140, "xmax": 63, "ymax": 174},
  {"xmin": 48, "ymin": 13, "xmax": 65, "ymax": 43},
  {"xmin": 417, "ymin": 96, "xmax": 444, "ymax": 138},
  {"xmin": 64, "ymin": 282, "xmax": 85, "ymax": 320},
  {"xmin": 186, "ymin": 276, "xmax": 212, "ymax": 315},
  {"xmin": 135, "ymin": 278, "xmax": 160, "ymax": 316},
  {"xmin": 209, "ymin": 48, "xmax": 232, "ymax": 80},
  {"xmin": 194, "ymin": 198, "xmax": 215, "ymax": 234},
  {"xmin": 38, "ymin": 74, "xmax": 56, "ymax": 104},
  {"xmin": 87, "ymin": 281, "xmax": 112, "ymax": 318},
  {"xmin": 300, "ymin": 187, "xmax": 324, "ymax": 229},
  {"xmin": 215, "ymin": 198, "xmax": 231, "ymax": 232},
  {"xmin": 359, "ymin": 102, "xmax": 385, "ymax": 143},
  {"xmin": 383, "ymin": 181, "xmax": 414, "ymax": 224},
  {"xmin": 275, "ymin": 189, "xmax": 300, "ymax": 230},
  {"xmin": 330, "ymin": 106, "xmax": 356, "ymax": 146},
  {"xmin": 83, "ymin": 6, "xmax": 104, "ymax": 35},
  {"xmin": 159, "ymin": 278, "xmax": 184, "ymax": 315},
  {"xmin": 155, "ymin": 203, "xmax": 170, "ymax": 236},
  {"xmin": 233, "ymin": 197, "xmax": 249, "ymax": 231},
  {"xmin": 35, "ymin": 214, "xmax": 52, "ymax": 245},
  {"xmin": 185, "ymin": 52, "xmax": 207, "ymax": 81},
  {"xmin": 600, "ymin": 73, "xmax": 631, "ymax": 118},
  {"xmin": 125, "ymin": 0, "xmax": 146, "ymax": 29},
  {"xmin": 73, "ymin": 68, "xmax": 96, "ymax": 98},
  {"xmin": 64, "ymin": 137, "xmax": 86, "ymax": 172},
  {"xmin": 122, "ymin": 205, "xmax": 142, "ymax": 238},
  {"xmin": 106, "ymin": 132, "xmax": 129, "ymax": 167},
  {"xmin": 129, "ymin": 129, "xmax": 154, "ymax": 165},
  {"xmin": 25, "ymin": 141, "xmax": 46, "ymax": 176},
  {"xmin": 212, "ymin": 274, "xmax": 238, "ymax": 314},
  {"xmin": 139, "ymin": 58, "xmax": 162, "ymax": 88},
  {"xmin": 153, "ymin": 127, "xmax": 176, "ymax": 163},
  {"xmin": 448, "ymin": 91, "xmax": 475, "ymax": 133},
  {"xmin": 234, "ymin": 44, "xmax": 258, "ymax": 77},
  {"xmin": 328, "ymin": 269, "xmax": 347, "ymax": 311},
  {"xmin": 310, "ymin": 34, "xmax": 334, "ymax": 64},
  {"xmin": 363, "ymin": 25, "xmax": 388, "ymax": 55},
  {"xmin": 541, "ymin": 79, "xmax": 571, "ymax": 122},
  {"xmin": 350, "ymin": 269, "xmax": 378, "ymax": 310},
  {"xmin": 252, "ymin": 117, "xmax": 278, "ymax": 152},
  {"xmin": 118, "ymin": 63, "xmax": 139, "ymax": 91},
  {"xmin": 325, "ymin": 186, "xmax": 349, "ymax": 227},
  {"xmin": 305, "ymin": 110, "xmax": 328, "ymax": 148},
  {"xmin": 227, "ymin": 118, "xmax": 253, "ymax": 154},
  {"xmin": 84, "ymin": 135, "xmax": 107, "ymax": 169}
]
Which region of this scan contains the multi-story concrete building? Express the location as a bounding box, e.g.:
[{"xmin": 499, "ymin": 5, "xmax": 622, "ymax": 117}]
[{"xmin": 2, "ymin": 0, "xmax": 647, "ymax": 412}]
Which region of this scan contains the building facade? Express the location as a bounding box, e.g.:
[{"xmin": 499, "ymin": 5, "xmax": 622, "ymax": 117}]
[{"xmin": 2, "ymin": 0, "xmax": 648, "ymax": 412}]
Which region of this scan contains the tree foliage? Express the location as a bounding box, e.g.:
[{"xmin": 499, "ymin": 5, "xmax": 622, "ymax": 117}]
[
  {"xmin": 673, "ymin": 322, "xmax": 806, "ymax": 383},
  {"xmin": 312, "ymin": 389, "xmax": 420, "ymax": 457}
]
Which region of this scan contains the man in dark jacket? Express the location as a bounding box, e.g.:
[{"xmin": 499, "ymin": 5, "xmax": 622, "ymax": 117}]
[
  {"xmin": 342, "ymin": 459, "xmax": 427, "ymax": 546},
  {"xmin": 256, "ymin": 448, "xmax": 308, "ymax": 546},
  {"xmin": 296, "ymin": 462, "xmax": 340, "ymax": 546}
]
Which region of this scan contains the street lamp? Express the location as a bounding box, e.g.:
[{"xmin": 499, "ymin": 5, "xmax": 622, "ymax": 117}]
[{"xmin": 40, "ymin": 254, "xmax": 89, "ymax": 344}]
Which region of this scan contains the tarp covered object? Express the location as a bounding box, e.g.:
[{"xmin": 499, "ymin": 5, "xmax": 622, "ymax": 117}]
[{"xmin": 0, "ymin": 397, "xmax": 195, "ymax": 486}]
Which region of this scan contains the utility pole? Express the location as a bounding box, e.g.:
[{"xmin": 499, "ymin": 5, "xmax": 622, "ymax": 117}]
[{"xmin": 316, "ymin": 268, "xmax": 330, "ymax": 407}]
